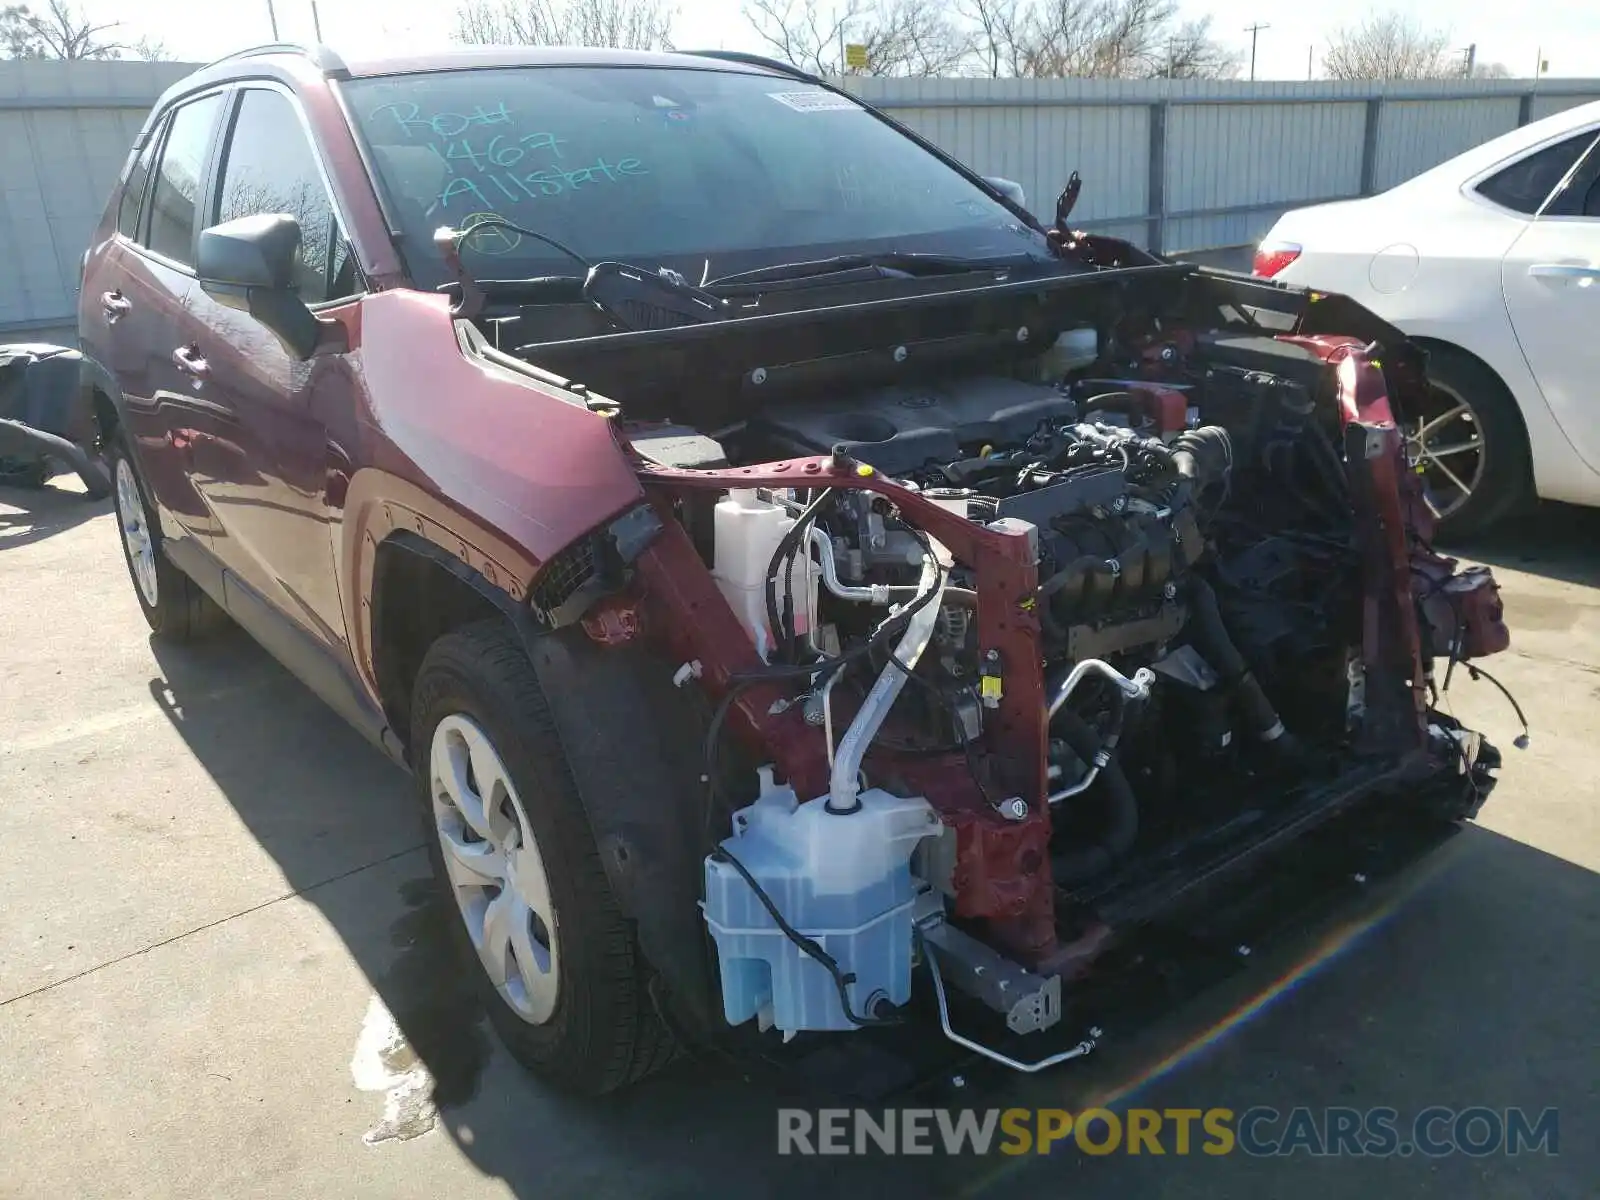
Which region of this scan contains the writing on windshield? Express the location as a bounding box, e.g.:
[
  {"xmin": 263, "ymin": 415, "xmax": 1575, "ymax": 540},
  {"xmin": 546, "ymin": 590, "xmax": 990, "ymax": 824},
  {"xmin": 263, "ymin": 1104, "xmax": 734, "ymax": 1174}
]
[{"xmin": 369, "ymin": 99, "xmax": 649, "ymax": 213}]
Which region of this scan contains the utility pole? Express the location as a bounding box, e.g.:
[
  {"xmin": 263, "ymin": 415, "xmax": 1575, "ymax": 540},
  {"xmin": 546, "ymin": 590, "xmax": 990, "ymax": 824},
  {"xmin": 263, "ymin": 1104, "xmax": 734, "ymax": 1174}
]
[
  {"xmin": 1244, "ymin": 22, "xmax": 1269, "ymax": 81},
  {"xmin": 1306, "ymin": 44, "xmax": 1313, "ymax": 80},
  {"xmin": 310, "ymin": 0, "xmax": 323, "ymax": 41},
  {"xmin": 1463, "ymin": 43, "xmax": 1476, "ymax": 77},
  {"xmin": 265, "ymin": 0, "xmax": 279, "ymax": 39}
]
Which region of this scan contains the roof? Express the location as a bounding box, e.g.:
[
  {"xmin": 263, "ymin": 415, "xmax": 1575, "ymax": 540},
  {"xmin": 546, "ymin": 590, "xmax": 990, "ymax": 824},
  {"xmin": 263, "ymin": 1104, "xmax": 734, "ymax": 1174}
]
[{"xmin": 212, "ymin": 43, "xmax": 805, "ymax": 81}]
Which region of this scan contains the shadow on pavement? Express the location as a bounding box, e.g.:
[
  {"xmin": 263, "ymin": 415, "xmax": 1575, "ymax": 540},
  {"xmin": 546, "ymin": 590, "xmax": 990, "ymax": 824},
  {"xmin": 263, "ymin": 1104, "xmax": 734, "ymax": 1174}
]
[
  {"xmin": 1443, "ymin": 501, "xmax": 1600, "ymax": 590},
  {"xmin": 145, "ymin": 631, "xmax": 1597, "ymax": 1200},
  {"xmin": 0, "ymin": 480, "xmax": 107, "ymax": 550}
]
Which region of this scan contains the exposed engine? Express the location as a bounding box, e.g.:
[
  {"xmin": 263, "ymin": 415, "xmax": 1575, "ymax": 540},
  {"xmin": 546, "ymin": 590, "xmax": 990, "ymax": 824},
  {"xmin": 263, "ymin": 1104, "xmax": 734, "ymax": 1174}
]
[
  {"xmin": 678, "ymin": 337, "xmax": 1508, "ymax": 1049},
  {"xmin": 524, "ymin": 259, "xmax": 1513, "ymax": 1068}
]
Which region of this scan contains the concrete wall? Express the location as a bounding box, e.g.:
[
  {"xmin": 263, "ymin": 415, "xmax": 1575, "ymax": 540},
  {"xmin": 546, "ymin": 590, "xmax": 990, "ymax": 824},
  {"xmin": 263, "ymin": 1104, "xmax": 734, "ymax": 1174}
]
[{"xmin": 2, "ymin": 60, "xmax": 1598, "ymax": 343}]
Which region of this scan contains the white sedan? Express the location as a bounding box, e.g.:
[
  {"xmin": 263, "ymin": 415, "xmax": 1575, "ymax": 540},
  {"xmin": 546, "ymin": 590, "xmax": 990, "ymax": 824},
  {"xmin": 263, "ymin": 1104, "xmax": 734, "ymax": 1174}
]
[{"xmin": 1255, "ymin": 100, "xmax": 1600, "ymax": 532}]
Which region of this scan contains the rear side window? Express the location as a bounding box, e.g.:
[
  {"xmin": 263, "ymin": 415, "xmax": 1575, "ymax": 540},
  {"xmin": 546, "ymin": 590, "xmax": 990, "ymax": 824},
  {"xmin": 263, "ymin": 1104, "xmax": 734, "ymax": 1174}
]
[
  {"xmin": 146, "ymin": 94, "xmax": 223, "ymax": 266},
  {"xmin": 215, "ymin": 88, "xmax": 352, "ymax": 303},
  {"xmin": 1542, "ymin": 133, "xmax": 1600, "ymax": 218},
  {"xmin": 117, "ymin": 122, "xmax": 164, "ymax": 239},
  {"xmin": 1474, "ymin": 131, "xmax": 1599, "ymax": 214}
]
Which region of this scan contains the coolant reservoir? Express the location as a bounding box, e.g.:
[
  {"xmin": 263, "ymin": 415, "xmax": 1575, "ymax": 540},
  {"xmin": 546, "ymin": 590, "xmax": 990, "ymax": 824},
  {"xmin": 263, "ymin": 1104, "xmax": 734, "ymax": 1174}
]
[
  {"xmin": 711, "ymin": 489, "xmax": 816, "ymax": 661},
  {"xmin": 703, "ymin": 771, "xmax": 941, "ymax": 1034}
]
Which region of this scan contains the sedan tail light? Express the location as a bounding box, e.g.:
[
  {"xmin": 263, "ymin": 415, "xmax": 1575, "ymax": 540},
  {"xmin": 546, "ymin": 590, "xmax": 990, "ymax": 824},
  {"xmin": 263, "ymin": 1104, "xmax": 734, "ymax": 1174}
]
[{"xmin": 1253, "ymin": 241, "xmax": 1302, "ymax": 278}]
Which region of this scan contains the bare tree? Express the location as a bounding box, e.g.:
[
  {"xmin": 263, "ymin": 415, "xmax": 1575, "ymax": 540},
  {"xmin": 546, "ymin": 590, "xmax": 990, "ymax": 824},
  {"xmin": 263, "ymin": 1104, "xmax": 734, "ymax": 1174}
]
[
  {"xmin": 1, "ymin": 1, "xmax": 167, "ymax": 59},
  {"xmin": 1159, "ymin": 16, "xmax": 1240, "ymax": 79},
  {"xmin": 1470, "ymin": 60, "xmax": 1511, "ymax": 79},
  {"xmin": 742, "ymin": 0, "xmax": 866, "ymax": 76},
  {"xmin": 5, "ymin": 0, "xmax": 123, "ymax": 58},
  {"xmin": 861, "ymin": 0, "xmax": 974, "ymax": 77},
  {"xmin": 780, "ymin": 0, "xmax": 1243, "ymax": 80},
  {"xmin": 1323, "ymin": 11, "xmax": 1453, "ymax": 81},
  {"xmin": 454, "ymin": 0, "xmax": 676, "ymax": 50},
  {"xmin": 130, "ymin": 34, "xmax": 171, "ymax": 61}
]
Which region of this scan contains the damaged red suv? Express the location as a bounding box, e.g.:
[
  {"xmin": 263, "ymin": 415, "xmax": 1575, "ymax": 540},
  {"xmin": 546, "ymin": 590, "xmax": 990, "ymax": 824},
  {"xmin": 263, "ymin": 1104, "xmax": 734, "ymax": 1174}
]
[{"xmin": 80, "ymin": 44, "xmax": 1512, "ymax": 1095}]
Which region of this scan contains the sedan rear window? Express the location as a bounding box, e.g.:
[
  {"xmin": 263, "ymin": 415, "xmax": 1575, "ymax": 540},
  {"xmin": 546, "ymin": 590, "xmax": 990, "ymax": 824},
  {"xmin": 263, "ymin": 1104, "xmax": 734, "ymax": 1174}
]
[{"xmin": 345, "ymin": 66, "xmax": 1046, "ymax": 286}]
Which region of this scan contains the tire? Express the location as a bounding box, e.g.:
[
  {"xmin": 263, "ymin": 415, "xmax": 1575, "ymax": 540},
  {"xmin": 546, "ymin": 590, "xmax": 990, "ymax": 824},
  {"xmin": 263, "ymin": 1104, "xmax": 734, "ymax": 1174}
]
[
  {"xmin": 411, "ymin": 620, "xmax": 676, "ymax": 1095},
  {"xmin": 108, "ymin": 439, "xmax": 226, "ymax": 640},
  {"xmin": 1413, "ymin": 345, "xmax": 1532, "ymax": 537}
]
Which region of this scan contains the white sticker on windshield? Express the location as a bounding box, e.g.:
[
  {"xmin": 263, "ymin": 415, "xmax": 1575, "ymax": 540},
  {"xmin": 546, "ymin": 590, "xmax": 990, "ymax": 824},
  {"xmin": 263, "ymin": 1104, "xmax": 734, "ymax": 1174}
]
[{"xmin": 768, "ymin": 91, "xmax": 861, "ymax": 113}]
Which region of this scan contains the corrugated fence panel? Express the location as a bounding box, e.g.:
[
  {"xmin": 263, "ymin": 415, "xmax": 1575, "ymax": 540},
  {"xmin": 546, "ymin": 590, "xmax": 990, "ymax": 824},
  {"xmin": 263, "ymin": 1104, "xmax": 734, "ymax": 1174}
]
[
  {"xmin": 1372, "ymin": 98, "xmax": 1522, "ymax": 191},
  {"xmin": 854, "ymin": 77, "xmax": 1148, "ymax": 222},
  {"xmin": 1530, "ymin": 94, "xmax": 1600, "ymax": 122},
  {"xmin": 1164, "ymin": 100, "xmax": 1365, "ymax": 251}
]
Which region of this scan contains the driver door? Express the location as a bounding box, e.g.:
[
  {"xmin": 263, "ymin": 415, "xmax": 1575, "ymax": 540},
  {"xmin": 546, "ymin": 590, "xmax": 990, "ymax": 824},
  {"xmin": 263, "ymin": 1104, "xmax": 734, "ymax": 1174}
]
[{"xmin": 183, "ymin": 84, "xmax": 363, "ymax": 654}]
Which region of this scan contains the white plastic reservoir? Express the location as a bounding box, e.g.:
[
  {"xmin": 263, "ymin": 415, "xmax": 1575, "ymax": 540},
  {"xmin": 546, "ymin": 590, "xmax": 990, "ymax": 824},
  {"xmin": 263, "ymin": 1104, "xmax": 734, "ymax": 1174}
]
[
  {"xmin": 710, "ymin": 489, "xmax": 817, "ymax": 661},
  {"xmin": 703, "ymin": 770, "xmax": 940, "ymax": 1035}
]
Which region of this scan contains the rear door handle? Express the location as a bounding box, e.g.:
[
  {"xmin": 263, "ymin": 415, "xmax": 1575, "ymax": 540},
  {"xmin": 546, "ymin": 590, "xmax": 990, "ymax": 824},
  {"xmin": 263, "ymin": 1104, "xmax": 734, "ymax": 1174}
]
[
  {"xmin": 1527, "ymin": 263, "xmax": 1600, "ymax": 280},
  {"xmin": 171, "ymin": 344, "xmax": 210, "ymax": 384},
  {"xmin": 100, "ymin": 290, "xmax": 130, "ymax": 322}
]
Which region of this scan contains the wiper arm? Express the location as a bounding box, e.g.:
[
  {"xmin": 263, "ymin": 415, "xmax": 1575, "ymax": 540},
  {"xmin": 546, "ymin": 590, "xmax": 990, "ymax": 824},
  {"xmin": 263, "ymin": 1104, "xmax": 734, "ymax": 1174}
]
[{"xmin": 704, "ymin": 251, "xmax": 1041, "ymax": 289}]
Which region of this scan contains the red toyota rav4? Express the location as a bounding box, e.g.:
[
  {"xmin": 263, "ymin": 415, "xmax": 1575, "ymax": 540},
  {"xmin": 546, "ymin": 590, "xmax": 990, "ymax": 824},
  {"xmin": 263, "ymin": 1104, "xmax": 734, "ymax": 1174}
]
[{"xmin": 81, "ymin": 44, "xmax": 1513, "ymax": 1096}]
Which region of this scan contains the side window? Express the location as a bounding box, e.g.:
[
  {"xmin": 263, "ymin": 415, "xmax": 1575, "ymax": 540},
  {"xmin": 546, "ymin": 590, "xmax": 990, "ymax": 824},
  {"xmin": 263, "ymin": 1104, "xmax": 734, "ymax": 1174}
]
[
  {"xmin": 216, "ymin": 88, "xmax": 353, "ymax": 304},
  {"xmin": 1542, "ymin": 134, "xmax": 1600, "ymax": 218},
  {"xmin": 117, "ymin": 120, "xmax": 165, "ymax": 240},
  {"xmin": 1474, "ymin": 131, "xmax": 1599, "ymax": 215},
  {"xmin": 146, "ymin": 94, "xmax": 224, "ymax": 266}
]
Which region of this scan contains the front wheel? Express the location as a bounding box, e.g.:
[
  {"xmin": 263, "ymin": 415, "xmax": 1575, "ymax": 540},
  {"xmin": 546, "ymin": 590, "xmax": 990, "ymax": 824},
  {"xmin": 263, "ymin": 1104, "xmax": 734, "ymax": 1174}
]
[{"xmin": 411, "ymin": 621, "xmax": 676, "ymax": 1095}]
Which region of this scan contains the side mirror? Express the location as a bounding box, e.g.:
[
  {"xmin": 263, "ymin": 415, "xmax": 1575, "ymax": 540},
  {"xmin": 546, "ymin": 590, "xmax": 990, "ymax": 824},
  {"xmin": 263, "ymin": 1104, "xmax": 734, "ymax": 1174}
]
[
  {"xmin": 197, "ymin": 213, "xmax": 322, "ymax": 360},
  {"xmin": 983, "ymin": 176, "xmax": 1027, "ymax": 210}
]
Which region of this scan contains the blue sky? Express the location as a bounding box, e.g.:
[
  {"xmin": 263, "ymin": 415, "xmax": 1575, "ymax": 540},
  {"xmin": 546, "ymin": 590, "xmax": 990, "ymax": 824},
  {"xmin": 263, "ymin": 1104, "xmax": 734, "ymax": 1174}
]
[{"xmin": 78, "ymin": 0, "xmax": 1600, "ymax": 79}]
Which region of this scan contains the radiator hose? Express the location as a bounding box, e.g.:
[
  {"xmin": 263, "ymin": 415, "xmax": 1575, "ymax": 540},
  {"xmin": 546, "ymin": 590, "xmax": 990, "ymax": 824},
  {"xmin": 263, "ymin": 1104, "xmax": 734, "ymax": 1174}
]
[
  {"xmin": 1050, "ymin": 708, "xmax": 1139, "ymax": 885},
  {"xmin": 1187, "ymin": 575, "xmax": 1296, "ymax": 753}
]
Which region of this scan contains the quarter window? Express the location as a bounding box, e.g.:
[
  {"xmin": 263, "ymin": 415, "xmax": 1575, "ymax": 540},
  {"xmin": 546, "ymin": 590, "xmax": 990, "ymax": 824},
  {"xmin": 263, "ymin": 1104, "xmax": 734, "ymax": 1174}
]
[
  {"xmin": 1542, "ymin": 133, "xmax": 1600, "ymax": 218},
  {"xmin": 146, "ymin": 94, "xmax": 223, "ymax": 266},
  {"xmin": 215, "ymin": 89, "xmax": 352, "ymax": 303},
  {"xmin": 1475, "ymin": 130, "xmax": 1599, "ymax": 215}
]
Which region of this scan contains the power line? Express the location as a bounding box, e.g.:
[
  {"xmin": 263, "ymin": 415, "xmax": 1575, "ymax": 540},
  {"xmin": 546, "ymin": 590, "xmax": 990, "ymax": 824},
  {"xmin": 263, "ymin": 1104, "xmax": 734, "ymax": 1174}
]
[{"xmin": 1244, "ymin": 22, "xmax": 1270, "ymax": 82}]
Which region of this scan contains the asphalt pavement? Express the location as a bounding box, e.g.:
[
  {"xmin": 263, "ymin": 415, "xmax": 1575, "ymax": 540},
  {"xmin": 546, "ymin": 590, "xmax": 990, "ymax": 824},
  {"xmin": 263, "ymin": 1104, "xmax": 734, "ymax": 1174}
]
[{"xmin": 1, "ymin": 478, "xmax": 1594, "ymax": 1199}]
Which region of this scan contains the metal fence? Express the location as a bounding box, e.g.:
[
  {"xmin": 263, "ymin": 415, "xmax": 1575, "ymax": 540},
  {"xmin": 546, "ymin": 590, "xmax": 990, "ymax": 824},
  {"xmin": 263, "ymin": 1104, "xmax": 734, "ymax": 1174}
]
[
  {"xmin": 846, "ymin": 76, "xmax": 1600, "ymax": 255},
  {"xmin": 2, "ymin": 60, "xmax": 1598, "ymax": 342}
]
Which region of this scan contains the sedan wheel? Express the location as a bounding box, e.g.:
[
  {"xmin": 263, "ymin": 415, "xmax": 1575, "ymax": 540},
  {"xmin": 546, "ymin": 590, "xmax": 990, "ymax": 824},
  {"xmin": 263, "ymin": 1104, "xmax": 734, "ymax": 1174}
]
[
  {"xmin": 429, "ymin": 713, "xmax": 560, "ymax": 1026},
  {"xmin": 1407, "ymin": 380, "xmax": 1487, "ymax": 522}
]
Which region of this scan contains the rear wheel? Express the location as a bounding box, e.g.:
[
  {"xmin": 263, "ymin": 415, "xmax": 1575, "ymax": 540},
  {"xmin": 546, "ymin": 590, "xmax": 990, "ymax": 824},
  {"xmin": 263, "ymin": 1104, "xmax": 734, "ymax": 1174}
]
[
  {"xmin": 411, "ymin": 621, "xmax": 676, "ymax": 1094},
  {"xmin": 109, "ymin": 441, "xmax": 225, "ymax": 640},
  {"xmin": 1409, "ymin": 346, "xmax": 1531, "ymax": 536}
]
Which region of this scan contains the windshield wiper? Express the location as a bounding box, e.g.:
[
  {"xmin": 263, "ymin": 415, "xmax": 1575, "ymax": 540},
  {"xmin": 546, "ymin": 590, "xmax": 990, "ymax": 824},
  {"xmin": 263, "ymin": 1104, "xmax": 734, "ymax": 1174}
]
[{"xmin": 704, "ymin": 251, "xmax": 1044, "ymax": 290}]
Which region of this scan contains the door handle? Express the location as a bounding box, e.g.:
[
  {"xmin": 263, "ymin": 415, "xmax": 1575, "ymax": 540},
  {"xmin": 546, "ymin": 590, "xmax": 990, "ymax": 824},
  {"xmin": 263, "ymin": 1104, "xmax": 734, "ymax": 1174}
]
[
  {"xmin": 171, "ymin": 344, "xmax": 210, "ymax": 384},
  {"xmin": 1527, "ymin": 263, "xmax": 1600, "ymax": 281},
  {"xmin": 100, "ymin": 290, "xmax": 130, "ymax": 322}
]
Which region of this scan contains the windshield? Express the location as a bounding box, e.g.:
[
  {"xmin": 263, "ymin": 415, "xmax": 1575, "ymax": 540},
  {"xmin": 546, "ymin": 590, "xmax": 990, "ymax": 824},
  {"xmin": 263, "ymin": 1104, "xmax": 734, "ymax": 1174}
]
[{"xmin": 344, "ymin": 66, "xmax": 1050, "ymax": 287}]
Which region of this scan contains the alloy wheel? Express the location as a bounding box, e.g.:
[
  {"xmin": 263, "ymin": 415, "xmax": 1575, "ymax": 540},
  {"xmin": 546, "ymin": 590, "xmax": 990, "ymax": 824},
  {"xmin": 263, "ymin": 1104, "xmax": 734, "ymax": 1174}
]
[
  {"xmin": 114, "ymin": 456, "xmax": 159, "ymax": 608},
  {"xmin": 429, "ymin": 713, "xmax": 560, "ymax": 1025},
  {"xmin": 1406, "ymin": 381, "xmax": 1487, "ymax": 521}
]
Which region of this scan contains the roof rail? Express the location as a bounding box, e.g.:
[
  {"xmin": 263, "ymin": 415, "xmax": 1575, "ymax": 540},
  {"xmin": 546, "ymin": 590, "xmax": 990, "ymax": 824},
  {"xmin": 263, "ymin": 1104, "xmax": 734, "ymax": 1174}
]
[
  {"xmin": 679, "ymin": 50, "xmax": 819, "ymax": 82},
  {"xmin": 203, "ymin": 42, "xmax": 348, "ymax": 76}
]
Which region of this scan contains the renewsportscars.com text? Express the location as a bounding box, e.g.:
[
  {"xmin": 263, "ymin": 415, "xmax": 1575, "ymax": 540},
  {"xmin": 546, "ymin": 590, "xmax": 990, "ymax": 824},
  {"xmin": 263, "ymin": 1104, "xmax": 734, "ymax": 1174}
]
[{"xmin": 776, "ymin": 1106, "xmax": 1560, "ymax": 1157}]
